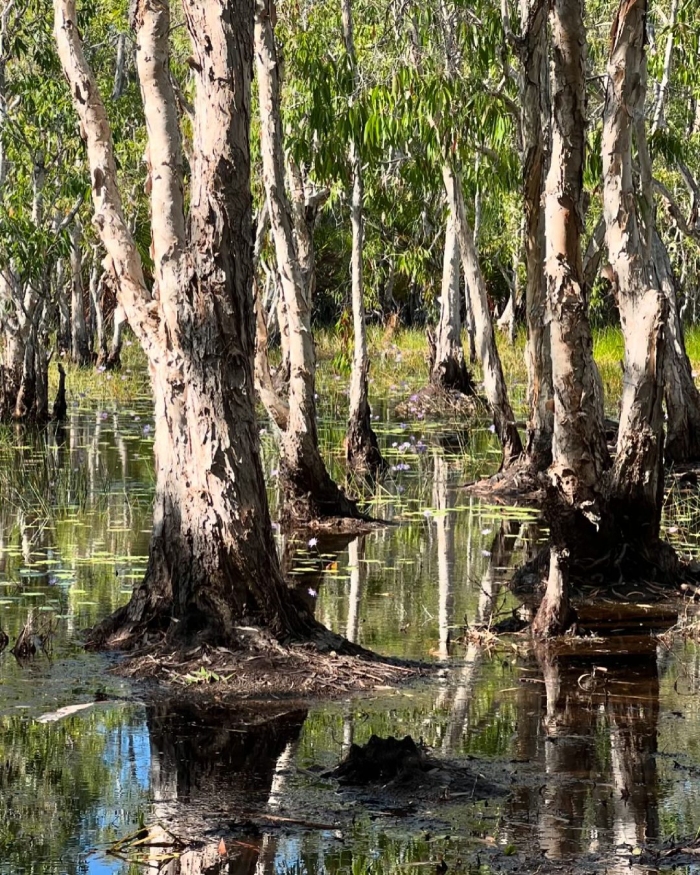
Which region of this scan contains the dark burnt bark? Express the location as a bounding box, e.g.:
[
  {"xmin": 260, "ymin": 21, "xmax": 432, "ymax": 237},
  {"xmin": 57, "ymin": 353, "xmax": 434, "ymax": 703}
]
[{"xmin": 346, "ymin": 358, "xmax": 386, "ymax": 476}]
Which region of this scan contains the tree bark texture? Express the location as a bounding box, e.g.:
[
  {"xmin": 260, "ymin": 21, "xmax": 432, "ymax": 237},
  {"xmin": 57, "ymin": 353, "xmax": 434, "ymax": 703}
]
[
  {"xmin": 55, "ymin": 0, "xmax": 316, "ymax": 646},
  {"xmin": 518, "ymin": 0, "xmax": 553, "ymax": 472},
  {"xmin": 430, "ymin": 205, "xmax": 473, "ymax": 394},
  {"xmin": 535, "ymin": 0, "xmax": 610, "ymax": 637},
  {"xmin": 255, "ymin": 0, "xmax": 359, "ymax": 520},
  {"xmin": 444, "ymin": 165, "xmax": 523, "ymax": 468},
  {"xmin": 603, "ymin": 0, "xmax": 666, "ymax": 541}
]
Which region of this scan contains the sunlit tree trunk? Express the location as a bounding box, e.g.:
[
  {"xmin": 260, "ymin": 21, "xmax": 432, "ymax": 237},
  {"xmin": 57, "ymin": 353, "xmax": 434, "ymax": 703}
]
[
  {"xmin": 107, "ymin": 301, "xmax": 125, "ymax": 369},
  {"xmin": 533, "ymin": 0, "xmax": 610, "ymax": 637},
  {"xmin": 55, "ymin": 0, "xmax": 318, "ymax": 645},
  {"xmin": 254, "ymin": 0, "xmax": 358, "ymax": 521},
  {"xmin": 444, "ymin": 166, "xmax": 523, "ymax": 468},
  {"xmin": 604, "ymin": 0, "xmax": 666, "ymax": 540}
]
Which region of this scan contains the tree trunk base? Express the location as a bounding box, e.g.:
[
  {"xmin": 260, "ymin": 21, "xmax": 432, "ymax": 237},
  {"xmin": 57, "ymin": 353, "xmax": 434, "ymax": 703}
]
[
  {"xmin": 346, "ymin": 409, "xmax": 387, "ymax": 478},
  {"xmin": 279, "ymin": 461, "xmax": 366, "ymax": 526},
  {"xmin": 427, "ymin": 329, "xmax": 475, "ymax": 397}
]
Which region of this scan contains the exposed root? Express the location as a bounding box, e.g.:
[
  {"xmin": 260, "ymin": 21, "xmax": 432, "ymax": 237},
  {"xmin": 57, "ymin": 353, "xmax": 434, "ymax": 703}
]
[{"xmin": 99, "ymin": 626, "xmax": 425, "ymax": 703}]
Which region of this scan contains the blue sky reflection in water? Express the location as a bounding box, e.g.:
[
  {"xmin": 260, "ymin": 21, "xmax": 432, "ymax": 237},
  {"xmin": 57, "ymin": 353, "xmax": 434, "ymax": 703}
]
[{"xmin": 0, "ymin": 404, "xmax": 698, "ymax": 872}]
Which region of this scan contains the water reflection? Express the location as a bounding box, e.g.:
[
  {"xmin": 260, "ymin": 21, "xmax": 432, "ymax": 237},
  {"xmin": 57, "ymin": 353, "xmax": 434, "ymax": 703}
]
[
  {"xmin": 0, "ymin": 404, "xmax": 696, "ymax": 875},
  {"xmin": 508, "ymin": 646, "xmax": 661, "ymax": 871},
  {"xmin": 143, "ymin": 704, "xmax": 307, "ymax": 874}
]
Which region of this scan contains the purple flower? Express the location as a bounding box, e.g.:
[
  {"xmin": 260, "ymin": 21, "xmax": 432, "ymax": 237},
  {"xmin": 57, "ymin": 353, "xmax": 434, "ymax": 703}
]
[
  {"xmin": 308, "ymin": 537, "xmax": 318, "ymax": 548},
  {"xmin": 308, "ymin": 587, "xmax": 318, "ymax": 598},
  {"xmin": 142, "ymin": 425, "xmax": 152, "ymax": 435}
]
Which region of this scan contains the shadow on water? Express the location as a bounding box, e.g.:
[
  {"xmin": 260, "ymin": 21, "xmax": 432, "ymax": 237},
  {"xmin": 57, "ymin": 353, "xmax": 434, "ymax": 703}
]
[{"xmin": 125, "ymin": 704, "xmax": 308, "ymax": 874}]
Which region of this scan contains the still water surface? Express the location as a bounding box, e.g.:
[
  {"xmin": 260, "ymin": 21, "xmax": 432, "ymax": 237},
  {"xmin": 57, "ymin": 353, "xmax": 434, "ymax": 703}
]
[{"xmin": 0, "ymin": 402, "xmax": 698, "ymax": 873}]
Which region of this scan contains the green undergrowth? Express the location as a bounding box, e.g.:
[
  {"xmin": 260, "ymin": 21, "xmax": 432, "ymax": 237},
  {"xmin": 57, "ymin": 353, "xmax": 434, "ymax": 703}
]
[{"xmin": 46, "ymin": 323, "xmax": 700, "ymax": 418}]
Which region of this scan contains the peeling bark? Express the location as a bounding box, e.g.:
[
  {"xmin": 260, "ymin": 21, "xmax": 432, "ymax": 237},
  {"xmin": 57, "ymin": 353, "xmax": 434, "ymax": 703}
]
[
  {"xmin": 534, "ymin": 0, "xmax": 610, "ymax": 637},
  {"xmin": 54, "ymin": 0, "xmax": 318, "ymax": 646},
  {"xmin": 604, "ymin": 0, "xmax": 666, "ymax": 540}
]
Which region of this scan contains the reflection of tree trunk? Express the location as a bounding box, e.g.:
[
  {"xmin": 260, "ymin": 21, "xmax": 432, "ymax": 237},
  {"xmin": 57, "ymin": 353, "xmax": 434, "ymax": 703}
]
[
  {"xmin": 145, "ymin": 703, "xmax": 306, "ymax": 874},
  {"xmin": 534, "ymin": 647, "xmax": 659, "ymax": 866},
  {"xmin": 433, "ymin": 454, "xmax": 454, "ymax": 660},
  {"xmin": 442, "ymin": 521, "xmax": 519, "ymax": 752},
  {"xmin": 346, "ymin": 536, "xmax": 364, "ymax": 644}
]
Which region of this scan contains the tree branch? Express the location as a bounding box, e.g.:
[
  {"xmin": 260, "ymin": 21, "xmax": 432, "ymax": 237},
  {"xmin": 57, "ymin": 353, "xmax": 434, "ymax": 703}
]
[
  {"xmin": 53, "ymin": 0, "xmax": 157, "ymax": 346},
  {"xmin": 132, "ymin": 0, "xmax": 187, "ymax": 330}
]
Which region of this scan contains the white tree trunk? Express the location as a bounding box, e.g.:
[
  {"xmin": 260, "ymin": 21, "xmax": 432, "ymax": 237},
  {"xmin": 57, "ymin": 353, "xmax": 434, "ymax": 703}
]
[
  {"xmin": 444, "ymin": 165, "xmax": 523, "ymax": 468},
  {"xmin": 534, "ymin": 0, "xmax": 610, "ymax": 637},
  {"xmin": 255, "ymin": 0, "xmax": 357, "ymax": 520},
  {"xmin": 430, "ymin": 204, "xmax": 472, "ymax": 393},
  {"xmin": 603, "ymin": 0, "xmax": 666, "ymax": 536}
]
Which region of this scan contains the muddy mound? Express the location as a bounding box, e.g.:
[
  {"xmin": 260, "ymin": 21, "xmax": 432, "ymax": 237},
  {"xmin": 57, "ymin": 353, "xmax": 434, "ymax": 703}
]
[
  {"xmin": 394, "ymin": 385, "xmax": 482, "ymax": 419},
  {"xmin": 330, "ymin": 734, "xmax": 433, "ymax": 785},
  {"xmin": 327, "ymin": 734, "xmax": 507, "ymax": 802}
]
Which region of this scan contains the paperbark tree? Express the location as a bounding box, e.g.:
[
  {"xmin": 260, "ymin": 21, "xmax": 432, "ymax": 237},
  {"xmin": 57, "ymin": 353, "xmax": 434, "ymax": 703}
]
[
  {"xmin": 533, "ymin": 0, "xmax": 678, "ymax": 638},
  {"xmin": 254, "ymin": 0, "xmax": 360, "ymax": 521},
  {"xmin": 603, "ymin": 0, "xmax": 667, "ymax": 540},
  {"xmin": 54, "ymin": 0, "xmax": 317, "ymax": 646},
  {"xmin": 444, "ymin": 166, "xmax": 523, "ymax": 468},
  {"xmin": 69, "ymin": 222, "xmax": 91, "ymax": 366},
  {"xmin": 532, "ymin": 0, "xmax": 610, "ymax": 637},
  {"xmin": 429, "ymin": 207, "xmax": 473, "ymax": 394},
  {"xmin": 516, "ymin": 0, "xmax": 553, "ymax": 472},
  {"xmin": 342, "ymin": 0, "xmax": 385, "ymax": 475}
]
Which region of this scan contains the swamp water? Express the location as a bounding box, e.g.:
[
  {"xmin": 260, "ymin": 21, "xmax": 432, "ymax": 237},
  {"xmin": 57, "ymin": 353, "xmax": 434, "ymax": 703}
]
[{"xmin": 0, "ymin": 402, "xmax": 700, "ymax": 873}]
